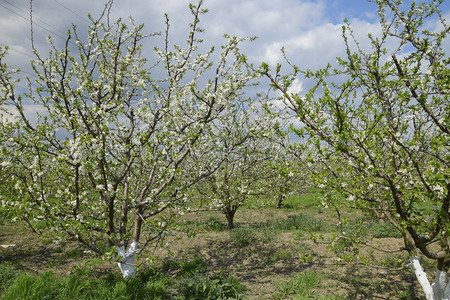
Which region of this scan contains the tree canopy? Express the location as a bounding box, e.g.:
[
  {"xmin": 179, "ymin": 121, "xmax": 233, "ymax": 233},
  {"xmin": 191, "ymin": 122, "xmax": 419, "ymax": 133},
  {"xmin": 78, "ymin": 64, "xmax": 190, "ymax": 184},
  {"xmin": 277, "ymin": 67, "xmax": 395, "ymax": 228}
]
[
  {"xmin": 0, "ymin": 1, "xmax": 257, "ymax": 277},
  {"xmin": 249, "ymin": 0, "xmax": 449, "ymax": 298}
]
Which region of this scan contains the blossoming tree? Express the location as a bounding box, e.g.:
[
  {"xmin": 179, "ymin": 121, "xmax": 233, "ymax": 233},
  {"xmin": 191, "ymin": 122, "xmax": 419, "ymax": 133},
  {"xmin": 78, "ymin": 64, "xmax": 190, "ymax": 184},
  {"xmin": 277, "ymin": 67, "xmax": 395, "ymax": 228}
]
[
  {"xmin": 0, "ymin": 1, "xmax": 256, "ymax": 278},
  {"xmin": 186, "ymin": 99, "xmax": 277, "ymax": 229},
  {"xmin": 249, "ymin": 0, "xmax": 449, "ymax": 298}
]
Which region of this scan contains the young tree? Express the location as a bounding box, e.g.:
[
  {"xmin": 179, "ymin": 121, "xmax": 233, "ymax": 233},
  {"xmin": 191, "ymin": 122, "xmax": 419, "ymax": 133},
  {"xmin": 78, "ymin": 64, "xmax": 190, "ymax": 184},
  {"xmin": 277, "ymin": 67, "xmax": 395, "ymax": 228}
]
[
  {"xmin": 269, "ymin": 145, "xmax": 309, "ymax": 209},
  {"xmin": 189, "ymin": 100, "xmax": 280, "ymax": 230},
  {"xmin": 249, "ymin": 0, "xmax": 449, "ymax": 298},
  {"xmin": 264, "ymin": 122, "xmax": 312, "ymax": 209},
  {"xmin": 0, "ymin": 1, "xmax": 256, "ymax": 278}
]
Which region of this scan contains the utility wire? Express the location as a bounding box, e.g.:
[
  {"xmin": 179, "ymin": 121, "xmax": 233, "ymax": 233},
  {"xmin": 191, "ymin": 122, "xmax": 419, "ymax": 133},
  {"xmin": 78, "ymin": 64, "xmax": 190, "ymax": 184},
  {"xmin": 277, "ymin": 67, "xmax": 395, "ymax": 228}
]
[
  {"xmin": 0, "ymin": 2, "xmax": 69, "ymax": 42},
  {"xmin": 0, "ymin": 41, "xmax": 35, "ymax": 61},
  {"xmin": 1, "ymin": 0, "xmax": 68, "ymax": 37},
  {"xmin": 53, "ymin": 0, "xmax": 90, "ymax": 24}
]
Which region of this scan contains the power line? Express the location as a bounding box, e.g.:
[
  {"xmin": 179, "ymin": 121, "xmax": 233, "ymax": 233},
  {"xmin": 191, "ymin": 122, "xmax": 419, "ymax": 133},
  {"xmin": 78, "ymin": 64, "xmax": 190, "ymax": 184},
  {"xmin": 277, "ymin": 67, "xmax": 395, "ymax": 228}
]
[
  {"xmin": 0, "ymin": 2, "xmax": 28, "ymax": 20},
  {"xmin": 2, "ymin": 0, "xmax": 68, "ymax": 37},
  {"xmin": 0, "ymin": 2, "xmax": 69, "ymax": 42},
  {"xmin": 53, "ymin": 0, "xmax": 90, "ymax": 24},
  {"xmin": 0, "ymin": 41, "xmax": 35, "ymax": 61}
]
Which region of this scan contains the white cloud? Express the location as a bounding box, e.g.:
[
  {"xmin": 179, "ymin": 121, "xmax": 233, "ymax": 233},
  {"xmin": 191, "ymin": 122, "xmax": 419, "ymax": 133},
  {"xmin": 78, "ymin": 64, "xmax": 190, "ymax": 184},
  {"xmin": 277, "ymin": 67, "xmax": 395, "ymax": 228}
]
[
  {"xmin": 0, "ymin": 104, "xmax": 48, "ymax": 125},
  {"xmin": 287, "ymin": 79, "xmax": 303, "ymax": 95},
  {"xmin": 264, "ymin": 42, "xmax": 282, "ymax": 66},
  {"xmin": 0, "ymin": 0, "xmax": 447, "ymax": 94}
]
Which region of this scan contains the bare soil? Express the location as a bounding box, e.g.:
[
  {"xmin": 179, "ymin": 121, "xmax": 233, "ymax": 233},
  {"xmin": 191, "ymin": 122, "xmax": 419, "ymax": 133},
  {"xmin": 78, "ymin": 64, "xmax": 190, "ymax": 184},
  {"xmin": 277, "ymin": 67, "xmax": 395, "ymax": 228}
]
[{"xmin": 0, "ymin": 208, "xmax": 431, "ymax": 299}]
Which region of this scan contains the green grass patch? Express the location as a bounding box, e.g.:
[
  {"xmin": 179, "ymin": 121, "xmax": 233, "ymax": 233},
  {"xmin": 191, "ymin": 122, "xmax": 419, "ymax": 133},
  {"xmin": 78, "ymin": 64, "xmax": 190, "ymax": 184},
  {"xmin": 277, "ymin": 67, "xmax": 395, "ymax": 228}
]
[
  {"xmin": 179, "ymin": 257, "xmax": 207, "ymax": 276},
  {"xmin": 281, "ymin": 189, "xmax": 323, "ymax": 210},
  {"xmin": 268, "ymin": 214, "xmax": 326, "ymax": 232},
  {"xmin": 1, "ymin": 257, "xmax": 242, "ymax": 300},
  {"xmin": 230, "ymin": 227, "xmax": 258, "ymax": 247},
  {"xmin": 182, "ymin": 217, "xmax": 227, "ymax": 233},
  {"xmin": 343, "ymin": 220, "xmax": 402, "ymax": 239},
  {"xmin": 178, "ymin": 273, "xmax": 244, "ymax": 300},
  {"xmin": 266, "ymin": 248, "xmax": 295, "ymax": 264},
  {"xmin": 1, "ymin": 265, "xmax": 171, "ymax": 300},
  {"xmin": 0, "ymin": 264, "xmax": 21, "ymax": 294},
  {"xmin": 229, "ymin": 214, "xmax": 327, "ymax": 248},
  {"xmin": 229, "ymin": 226, "xmax": 278, "ymax": 248},
  {"xmin": 275, "ymin": 271, "xmax": 322, "ymax": 299}
]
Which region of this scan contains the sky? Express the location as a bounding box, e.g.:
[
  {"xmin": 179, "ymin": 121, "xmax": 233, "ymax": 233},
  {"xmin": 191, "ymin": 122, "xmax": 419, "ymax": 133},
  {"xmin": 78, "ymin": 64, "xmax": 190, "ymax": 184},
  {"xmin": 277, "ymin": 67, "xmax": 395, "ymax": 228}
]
[{"xmin": 0, "ymin": 0, "xmax": 449, "ymax": 94}]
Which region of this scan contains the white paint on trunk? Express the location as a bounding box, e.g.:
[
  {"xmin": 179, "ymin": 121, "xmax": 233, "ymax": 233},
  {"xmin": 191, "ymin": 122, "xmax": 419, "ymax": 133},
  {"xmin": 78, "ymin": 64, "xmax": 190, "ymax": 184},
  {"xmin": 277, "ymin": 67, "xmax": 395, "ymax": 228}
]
[
  {"xmin": 432, "ymin": 270, "xmax": 449, "ymax": 300},
  {"xmin": 409, "ymin": 256, "xmax": 434, "ymax": 300},
  {"xmin": 117, "ymin": 242, "xmax": 138, "ymax": 278},
  {"xmin": 408, "ymin": 256, "xmax": 450, "ymax": 300},
  {"xmin": 444, "ymin": 281, "xmax": 450, "ymax": 300}
]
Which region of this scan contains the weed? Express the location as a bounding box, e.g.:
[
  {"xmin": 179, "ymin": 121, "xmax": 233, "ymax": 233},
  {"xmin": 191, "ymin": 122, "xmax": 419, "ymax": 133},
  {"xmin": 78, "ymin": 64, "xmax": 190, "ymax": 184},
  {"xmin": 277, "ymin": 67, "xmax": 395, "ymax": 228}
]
[
  {"xmin": 161, "ymin": 259, "xmax": 182, "ymax": 272},
  {"xmin": 381, "ymin": 254, "xmax": 406, "ymax": 268},
  {"xmin": 294, "ymin": 230, "xmax": 305, "ymax": 239},
  {"xmin": 178, "ymin": 273, "xmax": 244, "ymax": 300},
  {"xmin": 367, "ymin": 221, "xmax": 402, "ymax": 238},
  {"xmin": 258, "ymin": 227, "xmax": 277, "ymax": 244},
  {"xmin": 396, "ymin": 288, "xmax": 414, "ymax": 300},
  {"xmin": 267, "ymin": 249, "xmax": 294, "ymax": 263},
  {"xmin": 1, "ymin": 265, "xmax": 171, "ymax": 300},
  {"xmin": 64, "ymin": 247, "xmax": 84, "ymax": 259},
  {"xmin": 343, "ymin": 220, "xmax": 401, "ymax": 239},
  {"xmin": 230, "ymin": 227, "xmax": 258, "ymax": 247},
  {"xmin": 183, "ymin": 217, "xmax": 227, "ymax": 233},
  {"xmin": 299, "ymin": 254, "xmax": 313, "ymax": 264},
  {"xmin": 205, "ymin": 217, "xmax": 227, "ymax": 231},
  {"xmin": 180, "ymin": 257, "xmax": 207, "ymax": 276},
  {"xmin": 275, "ymin": 272, "xmax": 322, "ymax": 299},
  {"xmin": 269, "ymin": 214, "xmax": 326, "ymax": 232},
  {"xmin": 2, "ymin": 272, "xmax": 62, "ymax": 300},
  {"xmin": 0, "ymin": 264, "xmax": 20, "ymax": 294}
]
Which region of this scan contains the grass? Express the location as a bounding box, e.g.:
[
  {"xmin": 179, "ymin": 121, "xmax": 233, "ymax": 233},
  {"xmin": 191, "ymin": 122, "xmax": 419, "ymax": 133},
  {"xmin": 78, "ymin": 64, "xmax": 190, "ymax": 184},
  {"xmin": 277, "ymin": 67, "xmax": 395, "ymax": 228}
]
[
  {"xmin": 183, "ymin": 216, "xmax": 227, "ymax": 233},
  {"xmin": 0, "ymin": 257, "xmax": 244, "ymax": 300},
  {"xmin": 229, "ymin": 225, "xmax": 279, "ymax": 248},
  {"xmin": 266, "ymin": 248, "xmax": 295, "ymax": 263},
  {"xmin": 0, "ymin": 190, "xmax": 425, "ymax": 299},
  {"xmin": 0, "ymin": 264, "xmax": 20, "ymax": 294},
  {"xmin": 343, "ymin": 219, "xmax": 402, "ymax": 239},
  {"xmin": 230, "ymin": 227, "xmax": 259, "ymax": 247},
  {"xmin": 178, "ymin": 273, "xmax": 244, "ymax": 300},
  {"xmin": 275, "ymin": 272, "xmax": 322, "ymax": 299},
  {"xmin": 276, "ymin": 272, "xmax": 348, "ymax": 300},
  {"xmin": 281, "ymin": 190, "xmax": 323, "ymax": 211},
  {"xmin": 266, "ymin": 214, "xmax": 327, "ymax": 232},
  {"xmin": 1, "ymin": 266, "xmax": 170, "ymax": 300}
]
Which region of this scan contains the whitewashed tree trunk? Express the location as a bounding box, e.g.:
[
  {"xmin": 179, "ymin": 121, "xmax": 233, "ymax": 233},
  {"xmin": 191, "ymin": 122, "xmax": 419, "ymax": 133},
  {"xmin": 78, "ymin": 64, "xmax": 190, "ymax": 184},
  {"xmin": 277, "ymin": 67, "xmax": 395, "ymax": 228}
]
[
  {"xmin": 117, "ymin": 242, "xmax": 138, "ymax": 278},
  {"xmin": 409, "ymin": 256, "xmax": 450, "ymax": 300},
  {"xmin": 432, "ymin": 270, "xmax": 450, "ymax": 300}
]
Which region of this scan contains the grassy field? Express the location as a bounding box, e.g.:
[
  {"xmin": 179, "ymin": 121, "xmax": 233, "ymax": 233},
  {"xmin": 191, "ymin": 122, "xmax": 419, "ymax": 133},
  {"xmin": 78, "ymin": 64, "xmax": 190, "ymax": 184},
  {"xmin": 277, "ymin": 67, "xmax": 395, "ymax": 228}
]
[{"xmin": 0, "ymin": 192, "xmax": 431, "ymax": 299}]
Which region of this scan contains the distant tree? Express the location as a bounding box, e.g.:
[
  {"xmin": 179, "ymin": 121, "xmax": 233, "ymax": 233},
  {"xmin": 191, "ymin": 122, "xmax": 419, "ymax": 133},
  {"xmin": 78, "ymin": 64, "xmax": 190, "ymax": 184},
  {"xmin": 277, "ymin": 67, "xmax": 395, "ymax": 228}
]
[
  {"xmin": 249, "ymin": 0, "xmax": 449, "ymax": 298},
  {"xmin": 0, "ymin": 1, "xmax": 257, "ymax": 278},
  {"xmin": 267, "ymin": 131, "xmax": 311, "ymax": 209},
  {"xmin": 189, "ymin": 100, "xmax": 281, "ymax": 230},
  {"xmin": 271, "ymin": 153, "xmax": 309, "ymax": 209}
]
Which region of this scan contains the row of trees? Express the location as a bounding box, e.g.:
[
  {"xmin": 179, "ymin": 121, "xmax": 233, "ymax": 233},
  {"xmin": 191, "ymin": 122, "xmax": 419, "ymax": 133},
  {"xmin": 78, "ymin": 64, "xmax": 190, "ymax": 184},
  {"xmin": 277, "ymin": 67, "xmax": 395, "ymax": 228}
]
[
  {"xmin": 245, "ymin": 0, "xmax": 449, "ymax": 298},
  {"xmin": 0, "ymin": 0, "xmax": 448, "ymax": 298},
  {"xmin": 0, "ymin": 1, "xmax": 301, "ymax": 278}
]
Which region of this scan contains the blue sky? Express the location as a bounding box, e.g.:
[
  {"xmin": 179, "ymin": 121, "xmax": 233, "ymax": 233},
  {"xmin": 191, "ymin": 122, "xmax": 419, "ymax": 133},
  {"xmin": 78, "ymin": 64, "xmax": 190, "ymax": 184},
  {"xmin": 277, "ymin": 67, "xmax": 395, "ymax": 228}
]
[{"xmin": 325, "ymin": 0, "xmax": 379, "ymax": 22}]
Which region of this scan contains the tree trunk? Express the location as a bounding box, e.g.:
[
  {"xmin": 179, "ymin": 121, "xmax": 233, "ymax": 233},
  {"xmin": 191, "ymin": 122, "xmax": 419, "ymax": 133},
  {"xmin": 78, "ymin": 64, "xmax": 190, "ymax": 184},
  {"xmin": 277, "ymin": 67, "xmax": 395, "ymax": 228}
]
[
  {"xmin": 276, "ymin": 193, "xmax": 286, "ymax": 209},
  {"xmin": 432, "ymin": 269, "xmax": 450, "ymax": 300},
  {"xmin": 117, "ymin": 242, "xmax": 138, "ymax": 278},
  {"xmin": 409, "ymin": 256, "xmax": 450, "ymax": 300},
  {"xmin": 225, "ymin": 209, "xmax": 236, "ymax": 230}
]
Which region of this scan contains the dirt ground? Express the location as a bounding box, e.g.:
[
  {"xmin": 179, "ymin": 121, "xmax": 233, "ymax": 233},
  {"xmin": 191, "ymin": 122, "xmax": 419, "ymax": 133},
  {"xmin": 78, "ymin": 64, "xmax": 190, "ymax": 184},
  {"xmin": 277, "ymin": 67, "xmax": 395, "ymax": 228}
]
[{"xmin": 0, "ymin": 208, "xmax": 429, "ymax": 299}]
